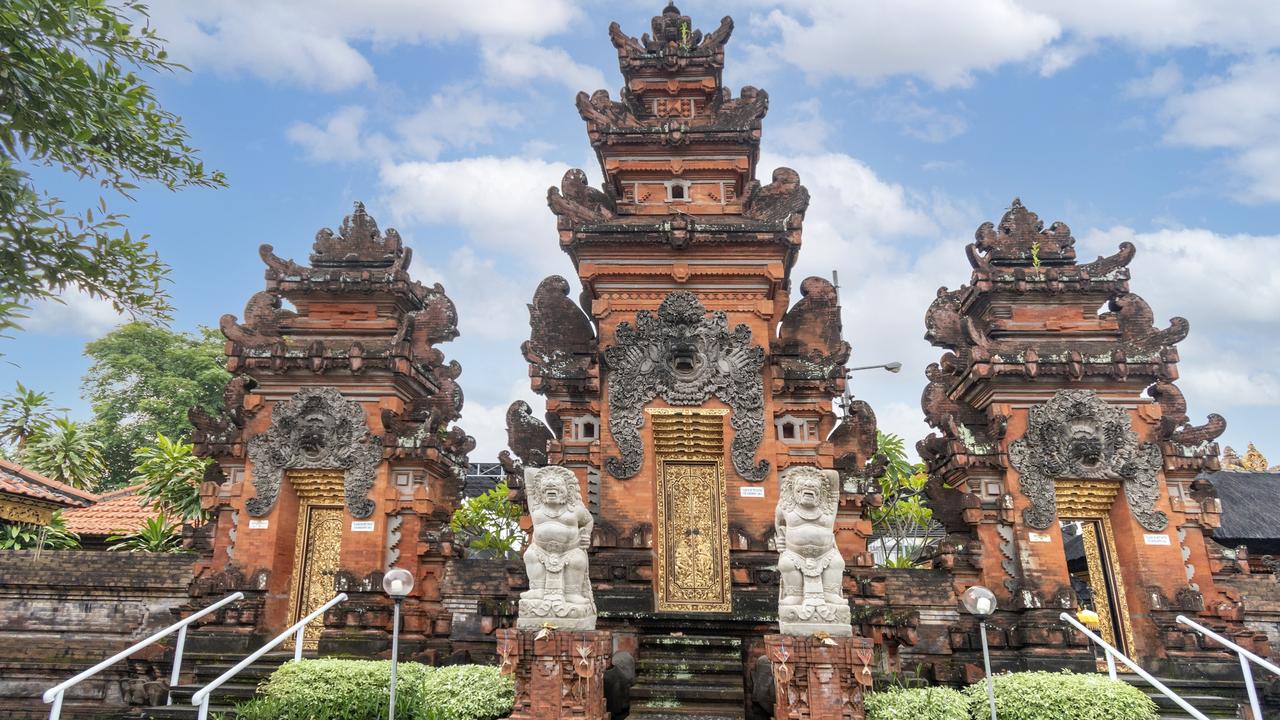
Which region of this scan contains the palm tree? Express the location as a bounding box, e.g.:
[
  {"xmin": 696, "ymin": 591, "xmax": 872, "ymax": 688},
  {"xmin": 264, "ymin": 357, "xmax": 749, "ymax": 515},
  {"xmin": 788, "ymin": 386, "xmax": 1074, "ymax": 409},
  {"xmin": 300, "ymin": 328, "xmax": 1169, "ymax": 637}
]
[
  {"xmin": 0, "ymin": 383, "xmax": 65, "ymax": 452},
  {"xmin": 132, "ymin": 433, "xmax": 212, "ymax": 523},
  {"xmin": 21, "ymin": 418, "xmax": 106, "ymax": 490}
]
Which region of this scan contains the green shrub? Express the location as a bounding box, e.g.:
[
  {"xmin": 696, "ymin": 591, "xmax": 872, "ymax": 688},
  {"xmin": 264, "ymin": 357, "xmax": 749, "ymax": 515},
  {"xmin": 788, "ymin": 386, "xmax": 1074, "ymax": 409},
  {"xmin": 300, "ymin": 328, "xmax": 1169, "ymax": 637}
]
[
  {"xmin": 419, "ymin": 665, "xmax": 514, "ymax": 720},
  {"xmin": 965, "ymin": 671, "xmax": 1158, "ymax": 720},
  {"xmin": 235, "ymin": 658, "xmax": 432, "ymax": 720},
  {"xmin": 866, "ymin": 686, "xmax": 969, "ymax": 720}
]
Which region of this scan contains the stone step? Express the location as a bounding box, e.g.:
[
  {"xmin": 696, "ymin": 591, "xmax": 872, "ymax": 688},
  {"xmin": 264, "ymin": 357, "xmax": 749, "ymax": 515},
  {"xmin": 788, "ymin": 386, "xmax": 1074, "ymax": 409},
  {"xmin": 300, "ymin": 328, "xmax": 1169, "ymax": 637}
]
[
  {"xmin": 641, "ymin": 634, "xmax": 742, "ymax": 650},
  {"xmin": 629, "ymin": 701, "xmax": 746, "ymax": 720},
  {"xmin": 143, "ymin": 703, "xmax": 238, "ymax": 720},
  {"xmin": 167, "ymin": 681, "xmax": 259, "ymax": 703},
  {"xmin": 633, "ymin": 682, "xmax": 745, "ymax": 703},
  {"xmin": 639, "ymin": 655, "xmax": 743, "ymax": 671}
]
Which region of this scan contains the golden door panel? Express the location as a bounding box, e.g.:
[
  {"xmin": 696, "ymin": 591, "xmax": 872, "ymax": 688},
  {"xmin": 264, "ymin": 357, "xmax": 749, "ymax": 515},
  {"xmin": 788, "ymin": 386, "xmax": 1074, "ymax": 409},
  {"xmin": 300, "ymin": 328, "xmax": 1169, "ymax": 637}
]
[
  {"xmin": 654, "ymin": 458, "xmax": 732, "ymax": 613},
  {"xmin": 1060, "ymin": 516, "xmax": 1136, "ymax": 658},
  {"xmin": 285, "ymin": 470, "xmax": 346, "ymax": 651}
]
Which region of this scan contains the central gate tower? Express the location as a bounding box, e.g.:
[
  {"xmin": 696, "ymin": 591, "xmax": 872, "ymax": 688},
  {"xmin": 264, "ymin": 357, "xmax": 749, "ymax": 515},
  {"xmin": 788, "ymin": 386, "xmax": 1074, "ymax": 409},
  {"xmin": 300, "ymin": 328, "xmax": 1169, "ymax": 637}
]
[{"xmin": 504, "ymin": 4, "xmax": 883, "ymax": 698}]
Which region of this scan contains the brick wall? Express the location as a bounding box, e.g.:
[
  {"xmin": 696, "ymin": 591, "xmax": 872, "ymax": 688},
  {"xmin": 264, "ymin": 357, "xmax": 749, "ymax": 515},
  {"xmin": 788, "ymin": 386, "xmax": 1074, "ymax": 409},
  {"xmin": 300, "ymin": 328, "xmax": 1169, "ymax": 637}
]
[{"xmin": 0, "ymin": 550, "xmax": 195, "ymax": 719}]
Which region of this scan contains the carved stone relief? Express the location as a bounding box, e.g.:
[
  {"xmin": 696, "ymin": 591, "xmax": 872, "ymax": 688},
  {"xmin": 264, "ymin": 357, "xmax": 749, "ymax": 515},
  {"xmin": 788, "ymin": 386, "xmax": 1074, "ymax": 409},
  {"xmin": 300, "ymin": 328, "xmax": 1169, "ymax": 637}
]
[
  {"xmin": 776, "ymin": 466, "xmax": 852, "ymax": 636},
  {"xmin": 604, "ymin": 291, "xmax": 767, "ymax": 481},
  {"xmin": 245, "ymin": 386, "xmax": 382, "ymax": 518},
  {"xmin": 1009, "ymin": 389, "xmax": 1167, "ymax": 531},
  {"xmin": 519, "ymin": 466, "xmax": 597, "ymax": 630}
]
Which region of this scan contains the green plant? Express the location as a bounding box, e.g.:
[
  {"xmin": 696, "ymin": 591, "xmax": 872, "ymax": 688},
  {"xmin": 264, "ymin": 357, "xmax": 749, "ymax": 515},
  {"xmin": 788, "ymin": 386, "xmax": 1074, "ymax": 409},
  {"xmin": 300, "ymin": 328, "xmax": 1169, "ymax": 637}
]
[
  {"xmin": 0, "ymin": 383, "xmax": 64, "ymax": 452},
  {"xmin": 107, "ymin": 513, "xmax": 184, "ymax": 553},
  {"xmin": 83, "ymin": 322, "xmax": 230, "ymax": 487},
  {"xmin": 866, "ymin": 686, "xmax": 969, "ymax": 720},
  {"xmin": 419, "ymin": 665, "xmax": 514, "ymax": 720},
  {"xmin": 0, "ymin": 510, "xmax": 80, "ymax": 552},
  {"xmin": 1031, "ymin": 240, "xmax": 1042, "ymax": 270},
  {"xmin": 0, "ymin": 0, "xmax": 225, "ymax": 335},
  {"xmin": 234, "ymin": 659, "xmax": 432, "ymax": 720},
  {"xmin": 449, "ymin": 481, "xmax": 525, "ymax": 559},
  {"xmin": 965, "ymin": 671, "xmax": 1158, "ymax": 720},
  {"xmin": 20, "ymin": 417, "xmax": 106, "ymax": 490},
  {"xmin": 132, "ymin": 433, "xmax": 212, "ymax": 522},
  {"xmin": 868, "ymin": 431, "xmax": 940, "ymax": 568}
]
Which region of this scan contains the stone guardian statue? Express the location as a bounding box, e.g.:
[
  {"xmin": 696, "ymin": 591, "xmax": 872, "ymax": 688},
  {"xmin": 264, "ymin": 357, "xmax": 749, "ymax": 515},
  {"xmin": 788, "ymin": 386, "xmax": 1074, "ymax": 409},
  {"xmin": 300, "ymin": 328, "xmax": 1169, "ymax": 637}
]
[
  {"xmin": 776, "ymin": 465, "xmax": 852, "ymax": 635},
  {"xmin": 518, "ymin": 465, "xmax": 597, "ymax": 630}
]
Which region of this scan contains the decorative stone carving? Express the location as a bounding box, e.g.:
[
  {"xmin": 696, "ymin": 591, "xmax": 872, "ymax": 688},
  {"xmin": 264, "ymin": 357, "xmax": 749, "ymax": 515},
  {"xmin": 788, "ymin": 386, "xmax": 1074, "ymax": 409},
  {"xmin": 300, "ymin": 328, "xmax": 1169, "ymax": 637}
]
[
  {"xmin": 604, "ymin": 291, "xmax": 767, "ymax": 481},
  {"xmin": 519, "ymin": 466, "xmax": 596, "ymax": 630},
  {"xmin": 776, "ymin": 466, "xmax": 852, "ymax": 636},
  {"xmin": 742, "ymin": 167, "xmax": 810, "ymax": 224},
  {"xmin": 499, "ymin": 400, "xmax": 555, "ymax": 477},
  {"xmin": 1009, "ymin": 390, "xmax": 1167, "ymax": 532},
  {"xmin": 547, "ymin": 169, "xmax": 616, "ymax": 226},
  {"xmin": 245, "ymin": 387, "xmax": 381, "ymax": 518}
]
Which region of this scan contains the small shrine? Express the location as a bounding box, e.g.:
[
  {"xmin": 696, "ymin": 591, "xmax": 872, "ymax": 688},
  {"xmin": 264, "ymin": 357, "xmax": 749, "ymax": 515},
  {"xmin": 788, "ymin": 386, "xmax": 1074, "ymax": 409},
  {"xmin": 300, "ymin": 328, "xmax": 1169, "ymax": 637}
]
[
  {"xmin": 919, "ymin": 200, "xmax": 1233, "ymax": 673},
  {"xmin": 186, "ymin": 202, "xmax": 473, "ymax": 657}
]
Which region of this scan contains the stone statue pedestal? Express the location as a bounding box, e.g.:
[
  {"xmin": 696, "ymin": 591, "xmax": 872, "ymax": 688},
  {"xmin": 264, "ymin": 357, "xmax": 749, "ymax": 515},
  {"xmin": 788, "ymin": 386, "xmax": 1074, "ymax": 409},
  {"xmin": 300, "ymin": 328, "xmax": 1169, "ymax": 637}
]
[
  {"xmin": 497, "ymin": 628, "xmax": 613, "ymax": 720},
  {"xmin": 765, "ymin": 634, "xmax": 874, "ymax": 720},
  {"xmin": 516, "ymin": 595, "xmax": 597, "ymax": 631}
]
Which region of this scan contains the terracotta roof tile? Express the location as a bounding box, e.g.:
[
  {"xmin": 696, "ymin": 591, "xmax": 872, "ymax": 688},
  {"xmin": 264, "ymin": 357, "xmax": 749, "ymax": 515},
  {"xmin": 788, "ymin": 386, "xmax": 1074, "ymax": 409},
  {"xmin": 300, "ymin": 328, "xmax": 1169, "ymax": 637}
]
[
  {"xmin": 0, "ymin": 459, "xmax": 97, "ymax": 508},
  {"xmin": 64, "ymin": 485, "xmax": 161, "ymax": 536}
]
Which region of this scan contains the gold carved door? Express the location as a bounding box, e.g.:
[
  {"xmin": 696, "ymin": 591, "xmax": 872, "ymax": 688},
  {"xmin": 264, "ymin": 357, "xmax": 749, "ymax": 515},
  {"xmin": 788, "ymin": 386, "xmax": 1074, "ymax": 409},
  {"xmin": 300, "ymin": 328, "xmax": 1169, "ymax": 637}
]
[
  {"xmin": 649, "ymin": 409, "xmax": 732, "ymax": 613},
  {"xmin": 1055, "ymin": 479, "xmax": 1137, "ymax": 659},
  {"xmin": 285, "ymin": 470, "xmax": 345, "ymax": 650}
]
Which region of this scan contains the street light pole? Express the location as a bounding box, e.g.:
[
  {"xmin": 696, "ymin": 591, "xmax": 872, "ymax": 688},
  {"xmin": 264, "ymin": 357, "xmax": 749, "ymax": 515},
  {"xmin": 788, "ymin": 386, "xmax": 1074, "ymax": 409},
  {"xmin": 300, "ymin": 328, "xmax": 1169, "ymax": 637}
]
[
  {"xmin": 382, "ymin": 568, "xmax": 415, "ymax": 720},
  {"xmin": 962, "ymin": 586, "xmax": 999, "ymax": 720}
]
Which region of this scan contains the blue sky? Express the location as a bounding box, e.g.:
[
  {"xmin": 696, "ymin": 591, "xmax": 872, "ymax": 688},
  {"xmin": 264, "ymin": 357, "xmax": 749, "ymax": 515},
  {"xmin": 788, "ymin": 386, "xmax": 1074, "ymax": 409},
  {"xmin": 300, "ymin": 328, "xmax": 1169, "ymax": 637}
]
[{"xmin": 6, "ymin": 0, "xmax": 1279, "ymax": 464}]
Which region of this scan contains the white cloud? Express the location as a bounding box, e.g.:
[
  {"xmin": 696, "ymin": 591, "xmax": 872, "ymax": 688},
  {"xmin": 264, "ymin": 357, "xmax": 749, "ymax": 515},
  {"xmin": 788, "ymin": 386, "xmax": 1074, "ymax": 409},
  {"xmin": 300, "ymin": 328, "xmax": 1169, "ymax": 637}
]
[
  {"xmin": 22, "ymin": 291, "xmax": 124, "ymax": 338},
  {"xmin": 394, "ymin": 89, "xmax": 524, "ymax": 160},
  {"xmin": 458, "ymin": 380, "xmax": 542, "ymax": 463},
  {"xmin": 1022, "ymin": 0, "xmax": 1280, "ymax": 54},
  {"xmin": 1078, "ymin": 225, "xmax": 1280, "ymax": 417},
  {"xmin": 286, "ymin": 106, "xmax": 372, "ymax": 163},
  {"xmin": 756, "ymin": 0, "xmax": 1061, "ymax": 88},
  {"xmin": 379, "ymin": 155, "xmax": 570, "ymax": 269},
  {"xmin": 150, "ymin": 0, "xmax": 585, "ymax": 90},
  {"xmin": 1124, "ymin": 61, "xmax": 1183, "ymax": 98},
  {"xmin": 480, "ymin": 41, "xmax": 607, "ymax": 96},
  {"xmin": 770, "ymin": 99, "xmax": 832, "ymax": 155},
  {"xmin": 1160, "ymin": 55, "xmax": 1280, "ymax": 202}
]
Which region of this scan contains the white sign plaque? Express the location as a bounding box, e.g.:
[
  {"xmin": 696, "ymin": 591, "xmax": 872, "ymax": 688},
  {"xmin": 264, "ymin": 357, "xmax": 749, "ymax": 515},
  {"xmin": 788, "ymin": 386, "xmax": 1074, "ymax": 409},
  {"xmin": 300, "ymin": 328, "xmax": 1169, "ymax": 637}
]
[
  {"xmin": 247, "ymin": 519, "xmax": 269, "ymax": 530},
  {"xmin": 351, "ymin": 520, "xmax": 375, "ymax": 532},
  {"xmin": 739, "ymin": 486, "xmax": 765, "ymax": 498},
  {"xmin": 1144, "ymin": 533, "xmax": 1171, "ymax": 546},
  {"xmin": 1028, "ymin": 532, "xmax": 1052, "ymax": 543}
]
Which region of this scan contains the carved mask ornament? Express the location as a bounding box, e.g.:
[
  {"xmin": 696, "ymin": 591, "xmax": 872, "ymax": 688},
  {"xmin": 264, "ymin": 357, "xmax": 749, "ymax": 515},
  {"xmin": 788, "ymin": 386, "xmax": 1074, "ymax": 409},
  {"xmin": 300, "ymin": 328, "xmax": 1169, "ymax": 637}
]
[
  {"xmin": 604, "ymin": 292, "xmax": 767, "ymax": 481},
  {"xmin": 245, "ymin": 386, "xmax": 382, "ymax": 518},
  {"xmin": 1009, "ymin": 389, "xmax": 1167, "ymax": 531}
]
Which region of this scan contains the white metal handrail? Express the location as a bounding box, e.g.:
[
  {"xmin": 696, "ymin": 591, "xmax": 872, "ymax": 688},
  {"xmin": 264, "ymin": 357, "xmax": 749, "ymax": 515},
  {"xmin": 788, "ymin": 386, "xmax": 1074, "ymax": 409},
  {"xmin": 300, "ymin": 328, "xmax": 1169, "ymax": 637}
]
[
  {"xmin": 42, "ymin": 591, "xmax": 244, "ymax": 720},
  {"xmin": 1178, "ymin": 614, "xmax": 1280, "ymax": 720},
  {"xmin": 1060, "ymin": 612, "xmax": 1210, "ymax": 720},
  {"xmin": 191, "ymin": 592, "xmax": 348, "ymax": 720}
]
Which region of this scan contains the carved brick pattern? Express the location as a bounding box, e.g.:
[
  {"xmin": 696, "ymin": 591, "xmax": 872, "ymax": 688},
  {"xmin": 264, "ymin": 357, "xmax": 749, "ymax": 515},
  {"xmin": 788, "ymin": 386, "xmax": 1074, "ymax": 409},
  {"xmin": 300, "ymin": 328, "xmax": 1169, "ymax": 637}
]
[{"xmin": 498, "ymin": 629, "xmax": 612, "ymax": 720}]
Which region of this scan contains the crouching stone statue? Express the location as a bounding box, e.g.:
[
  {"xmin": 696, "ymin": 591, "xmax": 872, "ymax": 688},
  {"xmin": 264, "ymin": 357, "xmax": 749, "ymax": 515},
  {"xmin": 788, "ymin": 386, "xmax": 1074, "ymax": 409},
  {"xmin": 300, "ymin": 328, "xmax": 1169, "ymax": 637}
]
[
  {"xmin": 518, "ymin": 465, "xmax": 596, "ymax": 630},
  {"xmin": 776, "ymin": 465, "xmax": 852, "ymax": 636}
]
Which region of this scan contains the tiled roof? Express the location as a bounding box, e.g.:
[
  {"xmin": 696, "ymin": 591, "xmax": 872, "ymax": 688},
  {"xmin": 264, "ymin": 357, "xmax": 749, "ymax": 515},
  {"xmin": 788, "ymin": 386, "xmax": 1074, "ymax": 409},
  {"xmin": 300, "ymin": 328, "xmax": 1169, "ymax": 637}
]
[
  {"xmin": 64, "ymin": 485, "xmax": 161, "ymax": 536},
  {"xmin": 0, "ymin": 459, "xmax": 97, "ymax": 508}
]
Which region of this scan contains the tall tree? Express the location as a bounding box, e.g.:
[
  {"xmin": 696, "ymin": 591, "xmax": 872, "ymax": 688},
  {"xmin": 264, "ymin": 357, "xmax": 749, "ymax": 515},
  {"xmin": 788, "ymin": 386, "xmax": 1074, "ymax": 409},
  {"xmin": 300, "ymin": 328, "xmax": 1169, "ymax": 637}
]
[
  {"xmin": 132, "ymin": 432, "xmax": 211, "ymax": 523},
  {"xmin": 0, "ymin": 382, "xmax": 65, "ymax": 452},
  {"xmin": 20, "ymin": 417, "xmax": 106, "ymax": 490},
  {"xmin": 868, "ymin": 431, "xmax": 940, "ymax": 568},
  {"xmin": 0, "ymin": 0, "xmax": 225, "ymax": 334},
  {"xmin": 82, "ymin": 322, "xmax": 228, "ymax": 487}
]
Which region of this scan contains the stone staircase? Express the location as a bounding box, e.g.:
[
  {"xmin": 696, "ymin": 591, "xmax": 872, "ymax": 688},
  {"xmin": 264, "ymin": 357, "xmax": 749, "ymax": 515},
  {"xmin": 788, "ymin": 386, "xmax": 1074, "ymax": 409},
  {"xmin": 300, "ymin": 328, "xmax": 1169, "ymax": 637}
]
[
  {"xmin": 139, "ymin": 650, "xmax": 299, "ymax": 720},
  {"xmin": 629, "ymin": 634, "xmax": 746, "ymax": 720},
  {"xmin": 1118, "ymin": 674, "xmax": 1267, "ymax": 720}
]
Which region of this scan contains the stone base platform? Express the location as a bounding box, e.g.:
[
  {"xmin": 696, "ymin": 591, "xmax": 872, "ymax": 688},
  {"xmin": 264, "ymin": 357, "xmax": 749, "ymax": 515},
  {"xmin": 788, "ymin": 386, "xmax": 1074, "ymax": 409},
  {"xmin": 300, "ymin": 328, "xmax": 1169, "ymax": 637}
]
[
  {"xmin": 764, "ymin": 635, "xmax": 874, "ymax": 720},
  {"xmin": 497, "ymin": 627, "xmax": 613, "ymax": 720}
]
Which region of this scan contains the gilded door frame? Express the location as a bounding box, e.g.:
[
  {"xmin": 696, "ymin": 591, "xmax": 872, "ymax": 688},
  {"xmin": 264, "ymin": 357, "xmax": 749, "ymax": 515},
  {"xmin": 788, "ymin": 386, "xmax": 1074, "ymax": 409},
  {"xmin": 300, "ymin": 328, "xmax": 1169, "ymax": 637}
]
[
  {"xmin": 1056, "ymin": 479, "xmax": 1138, "ymax": 657},
  {"xmin": 284, "ymin": 470, "xmax": 346, "ymax": 650},
  {"xmin": 648, "ymin": 408, "xmax": 733, "ymax": 614}
]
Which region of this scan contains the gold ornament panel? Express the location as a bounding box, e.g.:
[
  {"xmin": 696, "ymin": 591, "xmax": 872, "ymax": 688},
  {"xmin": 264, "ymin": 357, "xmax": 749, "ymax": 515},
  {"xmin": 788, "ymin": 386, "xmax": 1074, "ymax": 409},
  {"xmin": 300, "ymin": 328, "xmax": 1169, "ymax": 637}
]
[
  {"xmin": 654, "ymin": 458, "xmax": 732, "ymax": 613},
  {"xmin": 285, "ymin": 470, "xmax": 345, "ymax": 651}
]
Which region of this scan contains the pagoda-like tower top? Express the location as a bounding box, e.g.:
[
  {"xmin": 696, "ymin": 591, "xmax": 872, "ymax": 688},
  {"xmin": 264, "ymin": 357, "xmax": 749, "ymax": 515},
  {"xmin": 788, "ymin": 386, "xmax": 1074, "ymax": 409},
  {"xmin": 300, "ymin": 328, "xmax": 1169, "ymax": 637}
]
[{"xmin": 562, "ymin": 4, "xmax": 780, "ymax": 224}]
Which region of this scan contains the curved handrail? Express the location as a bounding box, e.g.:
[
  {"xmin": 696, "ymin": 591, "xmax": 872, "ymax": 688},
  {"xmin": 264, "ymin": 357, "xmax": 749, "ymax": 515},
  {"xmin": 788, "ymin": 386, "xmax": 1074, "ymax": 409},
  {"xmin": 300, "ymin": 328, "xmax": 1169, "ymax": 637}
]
[
  {"xmin": 190, "ymin": 592, "xmax": 347, "ymax": 720},
  {"xmin": 42, "ymin": 591, "xmax": 244, "ymax": 720},
  {"xmin": 1178, "ymin": 613, "xmax": 1279, "ymax": 720},
  {"xmin": 1060, "ymin": 612, "xmax": 1210, "ymax": 720}
]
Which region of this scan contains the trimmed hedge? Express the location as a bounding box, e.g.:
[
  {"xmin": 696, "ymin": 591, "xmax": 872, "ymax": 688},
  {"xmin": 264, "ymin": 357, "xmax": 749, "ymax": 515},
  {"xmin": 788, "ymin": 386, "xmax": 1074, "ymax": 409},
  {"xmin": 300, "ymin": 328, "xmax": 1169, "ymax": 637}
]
[
  {"xmin": 866, "ymin": 686, "xmax": 969, "ymax": 720},
  {"xmin": 964, "ymin": 671, "xmax": 1158, "ymax": 720},
  {"xmin": 866, "ymin": 672, "xmax": 1157, "ymax": 720},
  {"xmin": 233, "ymin": 659, "xmax": 513, "ymax": 720},
  {"xmin": 419, "ymin": 665, "xmax": 514, "ymax": 720}
]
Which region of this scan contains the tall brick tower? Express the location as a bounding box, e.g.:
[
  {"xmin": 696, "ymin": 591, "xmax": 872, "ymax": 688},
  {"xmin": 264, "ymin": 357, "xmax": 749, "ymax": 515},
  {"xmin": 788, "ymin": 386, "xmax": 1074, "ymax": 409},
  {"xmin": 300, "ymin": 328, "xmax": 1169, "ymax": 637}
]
[
  {"xmin": 188, "ymin": 202, "xmax": 472, "ymax": 658},
  {"xmin": 504, "ymin": 4, "xmax": 881, "ymax": 707},
  {"xmin": 920, "ymin": 200, "xmax": 1231, "ymax": 670}
]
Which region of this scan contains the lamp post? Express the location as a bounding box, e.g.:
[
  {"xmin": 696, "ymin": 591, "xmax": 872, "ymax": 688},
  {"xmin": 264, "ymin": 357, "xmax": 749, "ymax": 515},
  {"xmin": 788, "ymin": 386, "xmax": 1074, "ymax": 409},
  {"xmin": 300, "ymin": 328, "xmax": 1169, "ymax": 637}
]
[
  {"xmin": 962, "ymin": 585, "xmax": 998, "ymax": 720},
  {"xmin": 382, "ymin": 568, "xmax": 414, "ymax": 720},
  {"xmin": 846, "ymin": 361, "xmax": 902, "ymax": 374}
]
